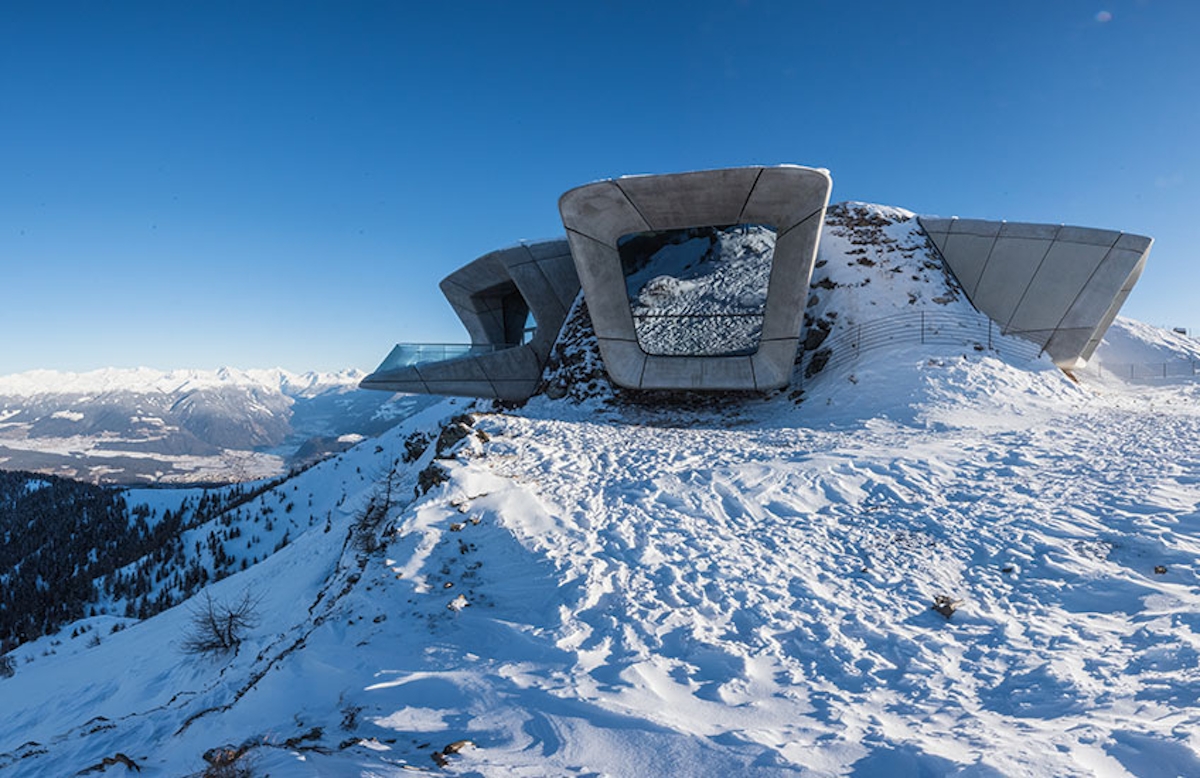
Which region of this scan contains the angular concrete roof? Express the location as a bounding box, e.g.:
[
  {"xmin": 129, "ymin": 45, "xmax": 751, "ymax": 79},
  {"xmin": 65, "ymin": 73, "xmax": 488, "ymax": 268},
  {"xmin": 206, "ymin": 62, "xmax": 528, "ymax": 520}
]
[
  {"xmin": 559, "ymin": 166, "xmax": 832, "ymax": 391},
  {"xmin": 919, "ymin": 217, "xmax": 1152, "ymax": 368}
]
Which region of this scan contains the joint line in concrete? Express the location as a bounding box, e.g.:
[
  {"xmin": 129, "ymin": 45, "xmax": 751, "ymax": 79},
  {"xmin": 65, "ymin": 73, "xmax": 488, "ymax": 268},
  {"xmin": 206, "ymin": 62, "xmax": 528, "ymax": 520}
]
[{"xmin": 736, "ymin": 168, "xmax": 766, "ymax": 225}]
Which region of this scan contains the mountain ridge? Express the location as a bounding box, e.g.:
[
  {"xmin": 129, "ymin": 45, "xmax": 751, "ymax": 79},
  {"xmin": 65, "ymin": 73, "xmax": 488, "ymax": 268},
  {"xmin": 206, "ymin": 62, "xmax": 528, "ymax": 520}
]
[
  {"xmin": 0, "ymin": 367, "xmax": 432, "ymax": 484},
  {"xmin": 0, "ymin": 365, "xmax": 368, "ymax": 398}
]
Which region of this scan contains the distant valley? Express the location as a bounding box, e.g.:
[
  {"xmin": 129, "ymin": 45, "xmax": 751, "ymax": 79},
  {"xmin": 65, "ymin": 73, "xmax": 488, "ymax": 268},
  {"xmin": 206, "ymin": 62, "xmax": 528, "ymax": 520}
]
[{"xmin": 0, "ymin": 367, "xmax": 433, "ymax": 484}]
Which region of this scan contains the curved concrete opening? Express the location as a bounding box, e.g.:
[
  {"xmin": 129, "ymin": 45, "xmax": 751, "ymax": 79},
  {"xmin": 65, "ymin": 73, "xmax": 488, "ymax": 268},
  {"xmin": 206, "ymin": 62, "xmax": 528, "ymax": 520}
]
[{"xmin": 559, "ymin": 165, "xmax": 832, "ymax": 391}]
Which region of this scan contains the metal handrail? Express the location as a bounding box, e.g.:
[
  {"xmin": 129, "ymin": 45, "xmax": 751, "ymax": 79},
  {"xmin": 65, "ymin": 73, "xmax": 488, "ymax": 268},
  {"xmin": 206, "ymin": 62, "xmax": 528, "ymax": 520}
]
[
  {"xmin": 1083, "ymin": 359, "xmax": 1200, "ymax": 380},
  {"xmin": 632, "ymin": 312, "xmax": 766, "ymax": 319},
  {"xmin": 798, "ymin": 310, "xmax": 1045, "ymax": 382}
]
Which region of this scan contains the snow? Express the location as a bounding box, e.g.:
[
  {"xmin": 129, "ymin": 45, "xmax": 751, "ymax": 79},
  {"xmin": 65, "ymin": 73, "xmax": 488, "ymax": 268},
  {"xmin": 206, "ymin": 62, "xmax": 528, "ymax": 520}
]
[
  {"xmin": 1082, "ymin": 317, "xmax": 1200, "ymax": 382},
  {"xmin": 3, "ymin": 203, "xmax": 1199, "ymax": 776},
  {"xmin": 0, "ymin": 366, "xmax": 366, "ymax": 398},
  {"xmin": 0, "ymin": 432, "xmax": 287, "ymax": 482}
]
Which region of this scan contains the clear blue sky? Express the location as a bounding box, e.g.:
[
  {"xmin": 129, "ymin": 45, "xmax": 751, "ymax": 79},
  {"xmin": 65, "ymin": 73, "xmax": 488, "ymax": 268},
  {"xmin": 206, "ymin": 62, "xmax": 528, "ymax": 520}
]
[{"xmin": 2, "ymin": 1, "xmax": 1196, "ymax": 374}]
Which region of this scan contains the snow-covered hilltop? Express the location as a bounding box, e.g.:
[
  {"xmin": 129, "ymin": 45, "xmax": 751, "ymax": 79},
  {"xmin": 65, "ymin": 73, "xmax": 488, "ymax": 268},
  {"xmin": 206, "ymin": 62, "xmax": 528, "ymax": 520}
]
[{"xmin": 2, "ymin": 203, "xmax": 1199, "ymax": 776}]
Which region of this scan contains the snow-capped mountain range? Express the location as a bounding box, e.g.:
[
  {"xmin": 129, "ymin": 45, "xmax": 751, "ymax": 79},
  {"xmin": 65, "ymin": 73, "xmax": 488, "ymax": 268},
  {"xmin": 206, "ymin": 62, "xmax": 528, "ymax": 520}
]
[
  {"xmin": 3, "ymin": 203, "xmax": 1200, "ymax": 776},
  {"xmin": 0, "ymin": 367, "xmax": 434, "ymax": 484}
]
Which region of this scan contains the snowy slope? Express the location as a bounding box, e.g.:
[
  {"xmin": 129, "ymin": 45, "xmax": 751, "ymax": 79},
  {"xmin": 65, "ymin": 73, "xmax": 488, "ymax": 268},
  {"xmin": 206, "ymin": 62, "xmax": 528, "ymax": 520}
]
[
  {"xmin": 3, "ymin": 204, "xmax": 1199, "ymax": 776},
  {"xmin": 1085, "ymin": 318, "xmax": 1200, "ymax": 382}
]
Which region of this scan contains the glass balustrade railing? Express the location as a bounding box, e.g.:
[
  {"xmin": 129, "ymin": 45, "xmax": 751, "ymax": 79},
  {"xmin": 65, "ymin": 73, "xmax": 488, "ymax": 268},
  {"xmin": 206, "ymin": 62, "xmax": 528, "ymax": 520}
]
[{"xmin": 370, "ymin": 343, "xmax": 509, "ymax": 373}]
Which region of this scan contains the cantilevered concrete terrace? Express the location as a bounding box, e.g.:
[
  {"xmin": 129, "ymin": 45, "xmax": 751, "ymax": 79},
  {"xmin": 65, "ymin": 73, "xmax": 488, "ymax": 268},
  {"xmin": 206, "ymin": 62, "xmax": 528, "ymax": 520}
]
[
  {"xmin": 919, "ymin": 218, "xmax": 1153, "ymax": 368},
  {"xmin": 559, "ymin": 165, "xmax": 832, "ymax": 391},
  {"xmin": 360, "ymin": 239, "xmax": 579, "ymax": 400}
]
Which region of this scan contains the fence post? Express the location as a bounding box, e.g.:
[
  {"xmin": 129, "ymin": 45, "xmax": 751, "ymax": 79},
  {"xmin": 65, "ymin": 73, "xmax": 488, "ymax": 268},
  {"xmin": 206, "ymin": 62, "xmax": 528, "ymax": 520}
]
[
  {"xmin": 921, "ymin": 311, "xmax": 925, "ymax": 344},
  {"xmin": 988, "ymin": 320, "xmax": 993, "ymax": 350}
]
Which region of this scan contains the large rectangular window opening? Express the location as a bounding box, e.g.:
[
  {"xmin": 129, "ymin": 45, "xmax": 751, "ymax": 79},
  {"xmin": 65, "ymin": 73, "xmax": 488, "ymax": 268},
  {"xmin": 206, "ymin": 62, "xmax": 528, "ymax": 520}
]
[{"xmin": 617, "ymin": 224, "xmax": 776, "ymax": 357}]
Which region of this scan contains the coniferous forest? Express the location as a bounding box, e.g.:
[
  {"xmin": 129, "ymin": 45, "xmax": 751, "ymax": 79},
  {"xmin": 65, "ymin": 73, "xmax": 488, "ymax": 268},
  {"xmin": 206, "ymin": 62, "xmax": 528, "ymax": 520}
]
[{"xmin": 0, "ymin": 469, "xmax": 296, "ymax": 653}]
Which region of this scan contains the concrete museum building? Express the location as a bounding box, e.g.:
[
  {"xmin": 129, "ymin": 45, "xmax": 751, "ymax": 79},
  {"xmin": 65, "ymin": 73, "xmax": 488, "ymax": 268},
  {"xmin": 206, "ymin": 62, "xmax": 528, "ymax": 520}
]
[{"xmin": 360, "ymin": 165, "xmax": 1152, "ymax": 400}]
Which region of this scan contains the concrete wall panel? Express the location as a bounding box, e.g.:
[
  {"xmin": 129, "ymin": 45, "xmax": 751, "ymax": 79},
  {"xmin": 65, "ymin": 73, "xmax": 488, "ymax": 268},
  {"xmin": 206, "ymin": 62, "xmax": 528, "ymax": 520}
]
[
  {"xmin": 595, "ymin": 338, "xmax": 647, "ymax": 389},
  {"xmin": 972, "ymin": 238, "xmax": 1052, "ymax": 325},
  {"xmin": 950, "ymin": 218, "xmax": 1002, "ymax": 237},
  {"xmin": 1115, "ymin": 233, "xmax": 1153, "ymax": 253},
  {"xmin": 920, "ymin": 218, "xmax": 953, "ymax": 235},
  {"xmin": 639, "ymin": 357, "xmax": 711, "ymax": 390},
  {"xmin": 695, "ymin": 356, "xmax": 756, "ymax": 390},
  {"xmin": 359, "ymin": 368, "xmax": 425, "ymax": 395},
  {"xmin": 1008, "ymin": 241, "xmax": 1112, "ymax": 332},
  {"xmin": 1057, "ymin": 248, "xmax": 1144, "ymax": 330},
  {"xmin": 563, "ymin": 234, "xmax": 634, "ymax": 340},
  {"xmin": 441, "ymin": 258, "xmax": 511, "ymax": 293},
  {"xmin": 939, "ymin": 233, "xmax": 997, "ymax": 295},
  {"xmin": 416, "ymin": 355, "xmax": 494, "ymax": 386},
  {"xmin": 751, "ymin": 338, "xmax": 801, "ymax": 390},
  {"xmin": 1000, "ymin": 222, "xmax": 1059, "ymax": 240},
  {"xmin": 918, "ymin": 216, "xmax": 1152, "ymax": 368},
  {"xmin": 760, "ymin": 213, "xmax": 824, "ymax": 341},
  {"xmin": 741, "ymin": 166, "xmax": 831, "ymax": 233},
  {"xmin": 617, "ymin": 168, "xmax": 760, "ymax": 230},
  {"xmin": 1057, "ymin": 226, "xmax": 1121, "ymax": 247},
  {"xmin": 475, "ymin": 345, "xmax": 542, "ymax": 384},
  {"xmin": 559, "ymin": 181, "xmax": 650, "ymax": 244},
  {"xmin": 524, "ymin": 239, "xmax": 571, "ymax": 262},
  {"xmin": 1039, "ymin": 328, "xmax": 1094, "ymax": 366},
  {"xmin": 1081, "ymin": 252, "xmax": 1147, "ymax": 361},
  {"xmin": 537, "ymin": 257, "xmax": 582, "ymax": 310},
  {"xmin": 639, "ymin": 355, "xmax": 758, "ymax": 391},
  {"xmin": 506, "ymin": 260, "xmax": 567, "ymax": 324}
]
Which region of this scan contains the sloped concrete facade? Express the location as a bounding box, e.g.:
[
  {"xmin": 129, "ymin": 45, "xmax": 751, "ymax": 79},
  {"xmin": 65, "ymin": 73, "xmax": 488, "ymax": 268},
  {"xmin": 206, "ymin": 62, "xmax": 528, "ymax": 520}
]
[
  {"xmin": 559, "ymin": 166, "xmax": 832, "ymax": 390},
  {"xmin": 919, "ymin": 218, "xmax": 1152, "ymax": 368},
  {"xmin": 360, "ymin": 240, "xmax": 579, "ymax": 400}
]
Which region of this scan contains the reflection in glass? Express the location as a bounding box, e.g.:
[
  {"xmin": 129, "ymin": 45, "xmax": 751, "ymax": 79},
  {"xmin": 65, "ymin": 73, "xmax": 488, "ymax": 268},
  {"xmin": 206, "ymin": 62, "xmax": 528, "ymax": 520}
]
[{"xmin": 618, "ymin": 225, "xmax": 776, "ymax": 356}]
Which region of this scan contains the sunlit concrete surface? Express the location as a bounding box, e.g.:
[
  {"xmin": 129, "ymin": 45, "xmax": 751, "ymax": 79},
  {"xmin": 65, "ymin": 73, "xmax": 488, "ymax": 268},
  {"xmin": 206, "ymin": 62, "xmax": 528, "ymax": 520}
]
[
  {"xmin": 360, "ymin": 240, "xmax": 579, "ymax": 400},
  {"xmin": 920, "ymin": 218, "xmax": 1151, "ymax": 368},
  {"xmin": 559, "ymin": 166, "xmax": 831, "ymax": 390}
]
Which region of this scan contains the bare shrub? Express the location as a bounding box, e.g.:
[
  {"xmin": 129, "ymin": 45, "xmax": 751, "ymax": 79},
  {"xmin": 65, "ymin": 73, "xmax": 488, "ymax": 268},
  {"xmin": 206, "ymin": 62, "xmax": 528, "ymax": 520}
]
[{"xmin": 181, "ymin": 591, "xmax": 260, "ymax": 656}]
